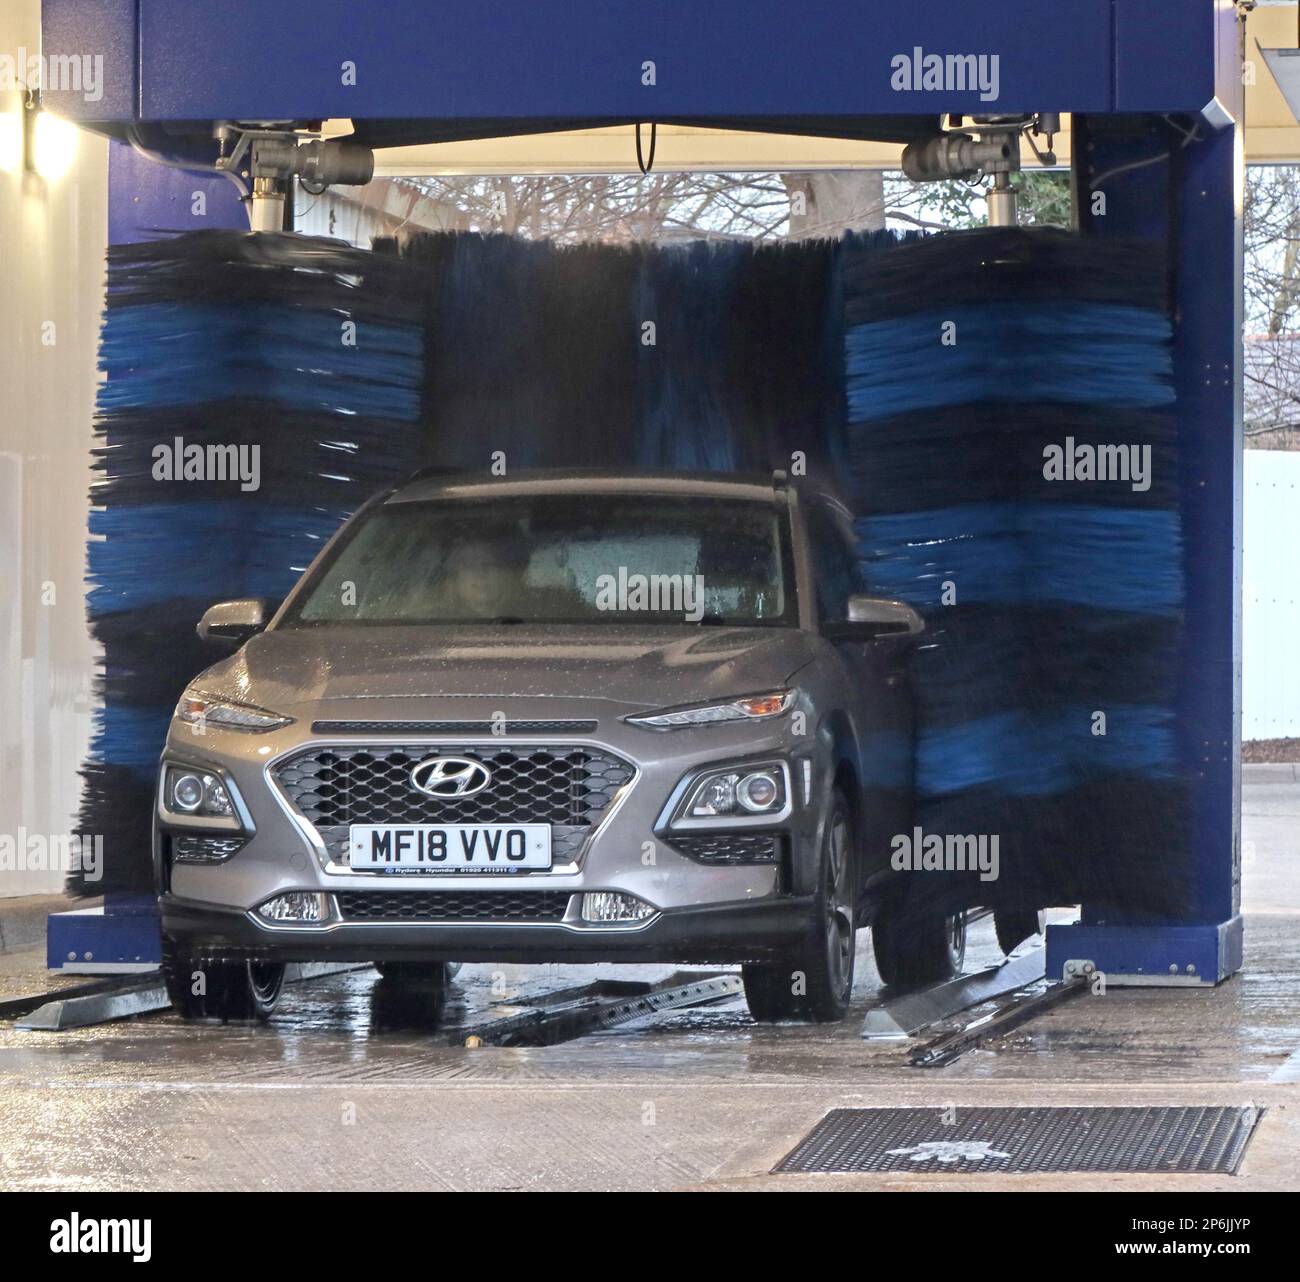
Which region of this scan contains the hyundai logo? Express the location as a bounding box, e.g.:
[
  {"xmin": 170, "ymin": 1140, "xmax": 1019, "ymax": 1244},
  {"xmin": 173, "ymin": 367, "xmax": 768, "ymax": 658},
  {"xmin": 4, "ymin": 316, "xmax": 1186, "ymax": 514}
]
[{"xmin": 410, "ymin": 756, "xmax": 492, "ymax": 798}]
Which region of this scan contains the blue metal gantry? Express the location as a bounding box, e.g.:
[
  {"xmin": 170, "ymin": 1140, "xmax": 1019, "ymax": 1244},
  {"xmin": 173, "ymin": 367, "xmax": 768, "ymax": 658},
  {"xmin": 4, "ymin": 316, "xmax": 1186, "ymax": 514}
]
[{"xmin": 40, "ymin": 0, "xmax": 1246, "ymax": 985}]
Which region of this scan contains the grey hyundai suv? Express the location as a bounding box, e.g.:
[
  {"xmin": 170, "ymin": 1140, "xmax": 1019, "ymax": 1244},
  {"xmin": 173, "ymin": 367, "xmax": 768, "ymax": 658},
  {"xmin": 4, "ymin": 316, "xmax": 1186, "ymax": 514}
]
[{"xmin": 155, "ymin": 470, "xmax": 964, "ymax": 1023}]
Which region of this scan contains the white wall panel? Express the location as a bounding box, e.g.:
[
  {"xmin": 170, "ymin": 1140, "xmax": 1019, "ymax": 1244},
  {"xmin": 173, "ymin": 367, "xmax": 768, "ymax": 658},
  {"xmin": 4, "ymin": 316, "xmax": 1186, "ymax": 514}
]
[
  {"xmin": 0, "ymin": 0, "xmax": 107, "ymax": 897},
  {"xmin": 1243, "ymin": 450, "xmax": 1300, "ymax": 740}
]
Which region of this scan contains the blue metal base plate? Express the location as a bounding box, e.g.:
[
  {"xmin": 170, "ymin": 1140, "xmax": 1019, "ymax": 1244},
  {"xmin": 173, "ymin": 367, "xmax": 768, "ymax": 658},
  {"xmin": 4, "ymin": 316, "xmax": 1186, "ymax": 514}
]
[
  {"xmin": 1045, "ymin": 916, "xmax": 1243, "ymax": 986},
  {"xmin": 47, "ymin": 902, "xmax": 161, "ymax": 973}
]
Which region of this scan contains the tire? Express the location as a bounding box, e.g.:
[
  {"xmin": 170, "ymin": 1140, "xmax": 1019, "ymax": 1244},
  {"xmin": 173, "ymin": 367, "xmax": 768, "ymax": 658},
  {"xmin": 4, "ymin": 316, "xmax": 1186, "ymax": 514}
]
[
  {"xmin": 743, "ymin": 791, "xmax": 857, "ymax": 1023},
  {"xmin": 161, "ymin": 935, "xmax": 285, "ymax": 1021},
  {"xmin": 872, "ymin": 905, "xmax": 966, "ymax": 991},
  {"xmin": 374, "ymin": 961, "xmax": 453, "ymax": 987},
  {"xmin": 994, "ymin": 908, "xmax": 1046, "ymax": 956}
]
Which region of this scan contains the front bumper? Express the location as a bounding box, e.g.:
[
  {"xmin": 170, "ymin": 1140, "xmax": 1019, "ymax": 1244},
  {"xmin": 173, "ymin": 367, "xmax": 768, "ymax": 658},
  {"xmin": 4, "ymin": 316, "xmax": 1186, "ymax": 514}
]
[
  {"xmin": 157, "ymin": 702, "xmax": 833, "ymax": 965},
  {"xmin": 160, "ymin": 892, "xmax": 818, "ymax": 965}
]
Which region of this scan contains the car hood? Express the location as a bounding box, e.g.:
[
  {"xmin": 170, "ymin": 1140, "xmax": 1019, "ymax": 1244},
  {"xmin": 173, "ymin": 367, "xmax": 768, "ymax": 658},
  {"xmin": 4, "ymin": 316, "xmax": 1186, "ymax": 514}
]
[{"xmin": 191, "ymin": 623, "xmax": 821, "ymax": 717}]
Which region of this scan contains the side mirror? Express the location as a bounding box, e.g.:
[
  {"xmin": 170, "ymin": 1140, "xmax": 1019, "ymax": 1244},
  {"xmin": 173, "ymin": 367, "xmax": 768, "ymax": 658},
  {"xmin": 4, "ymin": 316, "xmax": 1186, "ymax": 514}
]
[
  {"xmin": 825, "ymin": 595, "xmax": 925, "ymax": 642},
  {"xmin": 197, "ymin": 598, "xmax": 267, "ymax": 647}
]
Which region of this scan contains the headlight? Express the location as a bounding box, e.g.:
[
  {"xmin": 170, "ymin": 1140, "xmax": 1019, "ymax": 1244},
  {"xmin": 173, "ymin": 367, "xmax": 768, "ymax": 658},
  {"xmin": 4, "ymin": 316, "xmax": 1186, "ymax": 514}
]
[
  {"xmin": 163, "ymin": 766, "xmax": 236, "ymax": 819},
  {"xmin": 670, "ymin": 760, "xmax": 791, "ymax": 827},
  {"xmin": 628, "ymin": 689, "xmax": 795, "ymax": 730},
  {"xmin": 176, "ymin": 688, "xmax": 292, "ymax": 732},
  {"xmin": 737, "ymin": 770, "xmax": 781, "ymax": 812}
]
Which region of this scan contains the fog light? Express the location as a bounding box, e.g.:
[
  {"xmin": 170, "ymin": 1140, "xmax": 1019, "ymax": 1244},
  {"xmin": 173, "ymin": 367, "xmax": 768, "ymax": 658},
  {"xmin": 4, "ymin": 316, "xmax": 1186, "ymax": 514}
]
[
  {"xmin": 580, "ymin": 892, "xmax": 656, "ymax": 924},
  {"xmin": 258, "ymin": 892, "xmax": 331, "ymax": 924}
]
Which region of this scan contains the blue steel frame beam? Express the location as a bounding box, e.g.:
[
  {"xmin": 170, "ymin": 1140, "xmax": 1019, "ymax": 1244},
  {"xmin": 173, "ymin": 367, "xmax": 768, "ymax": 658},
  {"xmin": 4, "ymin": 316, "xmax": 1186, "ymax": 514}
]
[{"xmin": 43, "ymin": 1, "xmax": 1224, "ymax": 128}]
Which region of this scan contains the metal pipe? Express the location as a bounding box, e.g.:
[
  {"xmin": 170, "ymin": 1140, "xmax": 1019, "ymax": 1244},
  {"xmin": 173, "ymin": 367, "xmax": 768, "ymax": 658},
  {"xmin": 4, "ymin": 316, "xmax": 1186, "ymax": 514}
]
[
  {"xmin": 248, "ymin": 176, "xmax": 286, "ymax": 233},
  {"xmin": 901, "ymin": 133, "xmax": 1012, "ymax": 182},
  {"xmin": 987, "ymin": 172, "xmax": 1019, "ymax": 226}
]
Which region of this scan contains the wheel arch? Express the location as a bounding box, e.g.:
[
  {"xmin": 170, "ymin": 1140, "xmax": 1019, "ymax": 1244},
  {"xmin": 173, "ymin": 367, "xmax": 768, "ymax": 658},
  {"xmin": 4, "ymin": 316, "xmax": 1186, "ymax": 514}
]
[
  {"xmin": 822, "ymin": 708, "xmax": 863, "ymax": 829},
  {"xmin": 822, "ymin": 709, "xmax": 866, "ymax": 903}
]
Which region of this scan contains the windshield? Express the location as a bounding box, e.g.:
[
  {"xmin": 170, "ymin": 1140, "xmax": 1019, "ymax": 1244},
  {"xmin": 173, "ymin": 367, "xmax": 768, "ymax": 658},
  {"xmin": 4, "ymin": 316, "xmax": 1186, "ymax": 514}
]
[{"xmin": 283, "ymin": 492, "xmax": 795, "ymax": 627}]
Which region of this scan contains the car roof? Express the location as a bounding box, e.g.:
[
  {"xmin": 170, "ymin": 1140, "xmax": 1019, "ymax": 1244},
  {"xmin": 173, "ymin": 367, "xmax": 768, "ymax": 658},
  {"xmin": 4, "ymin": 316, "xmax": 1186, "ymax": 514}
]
[{"xmin": 386, "ymin": 468, "xmax": 786, "ymax": 506}]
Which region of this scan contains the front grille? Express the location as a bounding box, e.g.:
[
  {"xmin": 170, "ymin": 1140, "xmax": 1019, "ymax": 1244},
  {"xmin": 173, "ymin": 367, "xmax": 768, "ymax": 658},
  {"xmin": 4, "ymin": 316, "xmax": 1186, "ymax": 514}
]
[
  {"xmin": 274, "ymin": 743, "xmax": 634, "ymax": 867},
  {"xmin": 669, "ymin": 832, "xmax": 782, "ymax": 864},
  {"xmin": 172, "ymin": 834, "xmax": 247, "ymax": 864},
  {"xmin": 311, "ymin": 720, "xmax": 598, "ymax": 735},
  {"xmin": 337, "ymin": 890, "xmax": 572, "ymax": 923}
]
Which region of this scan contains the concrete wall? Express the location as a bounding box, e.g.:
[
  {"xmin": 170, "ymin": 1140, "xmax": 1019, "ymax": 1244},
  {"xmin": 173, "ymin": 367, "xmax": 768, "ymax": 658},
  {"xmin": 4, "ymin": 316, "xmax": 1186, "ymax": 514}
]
[
  {"xmin": 0, "ymin": 0, "xmax": 107, "ymax": 896},
  {"xmin": 1244, "ymin": 449, "xmax": 1300, "ymax": 740}
]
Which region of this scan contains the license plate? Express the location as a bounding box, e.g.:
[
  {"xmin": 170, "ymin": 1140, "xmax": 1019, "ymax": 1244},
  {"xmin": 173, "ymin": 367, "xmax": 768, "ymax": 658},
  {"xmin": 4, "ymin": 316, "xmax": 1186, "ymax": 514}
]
[{"xmin": 347, "ymin": 824, "xmax": 551, "ymax": 873}]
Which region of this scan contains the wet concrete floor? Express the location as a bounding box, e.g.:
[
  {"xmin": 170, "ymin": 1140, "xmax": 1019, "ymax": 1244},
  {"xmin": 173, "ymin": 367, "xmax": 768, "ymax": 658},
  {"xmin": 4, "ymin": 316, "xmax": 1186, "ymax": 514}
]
[{"xmin": 1, "ymin": 775, "xmax": 1297, "ymax": 1191}]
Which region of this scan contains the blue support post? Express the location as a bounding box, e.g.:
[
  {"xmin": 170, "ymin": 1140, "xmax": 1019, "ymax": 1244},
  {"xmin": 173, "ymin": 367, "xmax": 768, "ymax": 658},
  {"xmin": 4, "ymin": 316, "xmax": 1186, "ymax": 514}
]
[
  {"xmin": 104, "ymin": 138, "xmax": 248, "ymax": 243},
  {"xmin": 1046, "ymin": 9, "xmax": 1246, "ymax": 985},
  {"xmin": 45, "ymin": 139, "xmax": 247, "ymax": 973}
]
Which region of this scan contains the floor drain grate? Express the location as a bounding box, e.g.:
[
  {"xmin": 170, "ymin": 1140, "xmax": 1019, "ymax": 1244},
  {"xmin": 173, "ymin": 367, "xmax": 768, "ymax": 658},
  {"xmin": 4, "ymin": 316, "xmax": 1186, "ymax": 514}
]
[{"xmin": 775, "ymin": 1106, "xmax": 1260, "ymax": 1175}]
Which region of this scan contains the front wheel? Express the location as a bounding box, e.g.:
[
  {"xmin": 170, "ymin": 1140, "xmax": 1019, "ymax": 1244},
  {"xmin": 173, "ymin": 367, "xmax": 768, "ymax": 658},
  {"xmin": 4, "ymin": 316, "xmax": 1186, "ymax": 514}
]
[
  {"xmin": 374, "ymin": 961, "xmax": 453, "ymax": 987},
  {"xmin": 872, "ymin": 906, "xmax": 966, "ymax": 991},
  {"xmin": 743, "ymin": 792, "xmax": 857, "ymax": 1023},
  {"xmin": 161, "ymin": 936, "xmax": 285, "ymax": 1021},
  {"xmin": 994, "ymin": 908, "xmax": 1046, "ymax": 956}
]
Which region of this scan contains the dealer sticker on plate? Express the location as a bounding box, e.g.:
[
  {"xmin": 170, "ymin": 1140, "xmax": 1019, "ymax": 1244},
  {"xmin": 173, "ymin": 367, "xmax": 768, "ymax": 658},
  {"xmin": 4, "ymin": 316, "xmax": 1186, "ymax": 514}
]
[{"xmin": 348, "ymin": 823, "xmax": 551, "ymax": 873}]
